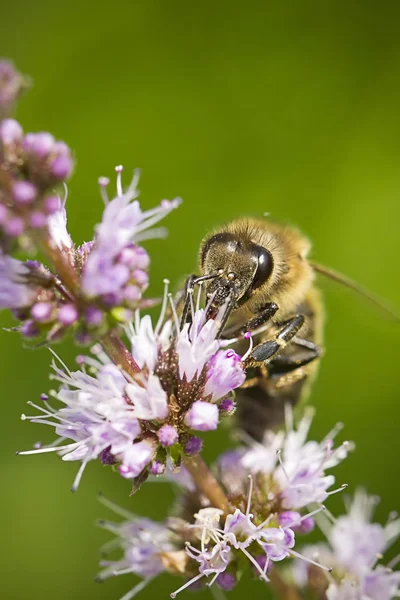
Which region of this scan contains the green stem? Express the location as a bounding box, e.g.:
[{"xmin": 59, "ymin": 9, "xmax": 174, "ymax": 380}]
[{"xmin": 183, "ymin": 455, "xmax": 229, "ymax": 513}]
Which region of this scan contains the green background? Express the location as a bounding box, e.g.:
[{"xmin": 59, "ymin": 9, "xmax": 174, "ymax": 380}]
[{"xmin": 1, "ymin": 1, "xmax": 400, "ymax": 598}]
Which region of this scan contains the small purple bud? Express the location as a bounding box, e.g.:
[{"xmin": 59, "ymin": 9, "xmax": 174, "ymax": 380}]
[
  {"xmin": 133, "ymin": 269, "xmax": 149, "ymax": 287},
  {"xmin": 184, "ymin": 401, "xmax": 219, "ymax": 431},
  {"xmin": 44, "ymin": 195, "xmax": 60, "ymax": 215},
  {"xmin": 295, "ymin": 516, "xmax": 315, "ymax": 534},
  {"xmin": 23, "ymin": 132, "xmax": 54, "ymax": 158},
  {"xmin": 124, "ymin": 285, "xmax": 140, "ymax": 302},
  {"xmin": 278, "ymin": 511, "xmax": 301, "ymax": 528},
  {"xmin": 254, "ymin": 554, "xmax": 273, "ymax": 575},
  {"xmin": 134, "ymin": 246, "xmax": 150, "ymax": 270},
  {"xmin": 150, "ymin": 461, "xmax": 166, "ymax": 475},
  {"xmin": 85, "ymin": 305, "xmax": 104, "ymax": 327},
  {"xmin": 75, "ymin": 331, "xmax": 92, "ymax": 345},
  {"xmin": 0, "ymin": 118, "xmax": 23, "ymax": 144},
  {"xmin": 101, "ymin": 292, "xmax": 119, "ymax": 307},
  {"xmin": 12, "ymin": 180, "xmax": 37, "ymax": 205},
  {"xmin": 98, "ymin": 176, "xmax": 109, "ymax": 187},
  {"xmin": 99, "ymin": 446, "xmax": 116, "ymax": 465},
  {"xmin": 30, "ymin": 211, "xmax": 47, "ymax": 228},
  {"xmin": 58, "ymin": 303, "xmax": 79, "ymax": 326},
  {"xmin": 40, "ymin": 393, "xmax": 48, "ymax": 401},
  {"xmin": 50, "ymin": 154, "xmax": 73, "ymax": 179},
  {"xmin": 216, "ymin": 573, "xmax": 236, "ymax": 591},
  {"xmin": 20, "ymin": 319, "xmax": 39, "ymax": 338},
  {"xmin": 31, "ymin": 302, "xmax": 53, "ymax": 323},
  {"xmin": 157, "ymin": 424, "xmax": 179, "ymax": 447},
  {"xmin": 184, "ymin": 436, "xmax": 203, "ymax": 456},
  {"xmin": 4, "ymin": 216, "xmax": 24, "ymax": 237},
  {"xmin": 219, "ymin": 398, "xmax": 236, "ymax": 414}
]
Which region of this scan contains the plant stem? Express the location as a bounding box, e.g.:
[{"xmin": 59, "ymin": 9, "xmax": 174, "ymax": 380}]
[
  {"xmin": 269, "ymin": 570, "xmax": 301, "ymax": 600},
  {"xmin": 101, "ymin": 331, "xmax": 141, "ymax": 376},
  {"xmin": 183, "ymin": 454, "xmax": 229, "ymax": 513}
]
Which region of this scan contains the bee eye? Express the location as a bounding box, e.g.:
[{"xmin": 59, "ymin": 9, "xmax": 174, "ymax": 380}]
[{"xmin": 252, "ymin": 246, "xmax": 273, "ymax": 289}]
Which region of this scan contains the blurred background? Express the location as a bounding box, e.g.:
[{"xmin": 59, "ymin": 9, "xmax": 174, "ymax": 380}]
[{"xmin": 1, "ymin": 0, "xmax": 400, "ymax": 598}]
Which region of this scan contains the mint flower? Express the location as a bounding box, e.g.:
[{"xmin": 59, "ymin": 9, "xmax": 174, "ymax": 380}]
[
  {"xmin": 292, "ymin": 490, "xmax": 400, "ymax": 600},
  {"xmin": 18, "ymin": 288, "xmax": 249, "ymax": 487},
  {"xmin": 237, "ymin": 407, "xmax": 352, "ymax": 509}
]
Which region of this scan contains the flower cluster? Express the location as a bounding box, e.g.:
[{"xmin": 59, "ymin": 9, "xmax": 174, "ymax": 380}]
[
  {"xmin": 18, "ymin": 293, "xmax": 247, "ymax": 488},
  {"xmin": 0, "ymin": 163, "xmax": 180, "ymax": 342},
  {"xmin": 91, "ymin": 410, "xmax": 355, "ymax": 598},
  {"xmin": 291, "ymin": 489, "xmax": 400, "ymax": 600},
  {"xmin": 2, "ymin": 58, "xmax": 399, "ymax": 600}
]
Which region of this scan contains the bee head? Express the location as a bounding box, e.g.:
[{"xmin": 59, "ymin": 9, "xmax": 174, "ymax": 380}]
[{"xmin": 200, "ymin": 232, "xmax": 273, "ymax": 309}]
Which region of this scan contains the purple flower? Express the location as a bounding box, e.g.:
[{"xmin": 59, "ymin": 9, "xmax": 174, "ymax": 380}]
[
  {"xmin": 204, "ymin": 349, "xmax": 245, "ymax": 401},
  {"xmin": 184, "ymin": 401, "xmax": 219, "ymax": 431},
  {"xmin": 18, "ymin": 354, "xmax": 144, "ymax": 490},
  {"xmin": 0, "ymin": 60, "xmax": 27, "ymax": 118},
  {"xmin": 0, "ymin": 253, "xmax": 36, "ymax": 309},
  {"xmin": 240, "ymin": 407, "xmax": 352, "ymax": 509},
  {"xmin": 81, "ymin": 168, "xmax": 180, "ymax": 312},
  {"xmin": 97, "ymin": 503, "xmax": 176, "ymax": 589},
  {"xmin": 157, "ymin": 425, "xmax": 179, "ymax": 447}
]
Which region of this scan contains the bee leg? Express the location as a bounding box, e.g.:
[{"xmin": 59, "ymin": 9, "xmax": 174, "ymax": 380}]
[
  {"xmin": 248, "ymin": 315, "xmax": 305, "ymax": 364},
  {"xmin": 269, "ymin": 344, "xmax": 322, "ymax": 374},
  {"xmin": 242, "ymin": 302, "xmax": 279, "ymax": 333},
  {"xmin": 180, "ymin": 272, "xmax": 220, "ymax": 328}
]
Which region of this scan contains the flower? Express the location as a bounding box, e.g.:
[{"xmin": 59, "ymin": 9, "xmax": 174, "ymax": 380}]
[
  {"xmin": 19, "ymin": 285, "xmax": 249, "ymax": 486},
  {"xmin": 0, "ymin": 60, "xmax": 28, "ymax": 118},
  {"xmin": 81, "ymin": 167, "xmax": 181, "ymax": 314},
  {"xmin": 0, "ymin": 252, "xmax": 36, "ymax": 309},
  {"xmin": 237, "ymin": 407, "xmax": 352, "ymax": 509},
  {"xmin": 292, "ymin": 490, "xmax": 400, "ymax": 600},
  {"xmin": 97, "ymin": 496, "xmax": 180, "ymax": 599}
]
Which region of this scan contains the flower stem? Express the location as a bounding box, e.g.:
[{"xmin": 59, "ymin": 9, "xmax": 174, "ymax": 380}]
[
  {"xmin": 183, "ymin": 455, "xmax": 229, "ymax": 513},
  {"xmin": 101, "ymin": 331, "xmax": 141, "ymax": 376},
  {"xmin": 269, "ymin": 570, "xmax": 301, "ymax": 600}
]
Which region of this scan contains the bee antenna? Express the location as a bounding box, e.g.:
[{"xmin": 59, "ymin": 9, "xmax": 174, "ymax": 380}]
[{"xmin": 310, "ymin": 261, "xmax": 400, "ymax": 321}]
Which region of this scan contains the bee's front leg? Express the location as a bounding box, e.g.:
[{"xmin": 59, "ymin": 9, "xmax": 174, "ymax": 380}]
[
  {"xmin": 246, "ymin": 315, "xmax": 305, "ymax": 365},
  {"xmin": 242, "ymin": 302, "xmax": 279, "ymax": 333}
]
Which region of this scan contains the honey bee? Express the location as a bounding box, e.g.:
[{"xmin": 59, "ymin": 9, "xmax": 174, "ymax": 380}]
[{"xmin": 180, "ymin": 217, "xmax": 396, "ymax": 441}]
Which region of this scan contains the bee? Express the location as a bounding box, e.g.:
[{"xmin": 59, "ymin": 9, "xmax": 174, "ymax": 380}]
[{"xmin": 180, "ymin": 217, "xmax": 397, "ymax": 441}]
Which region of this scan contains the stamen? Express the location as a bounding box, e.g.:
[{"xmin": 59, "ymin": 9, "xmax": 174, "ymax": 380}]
[
  {"xmin": 322, "ymin": 421, "xmax": 344, "ymax": 443},
  {"xmin": 126, "ymin": 168, "xmax": 141, "ymax": 199},
  {"xmin": 276, "ymin": 449, "xmax": 291, "ymax": 484},
  {"xmin": 283, "ymin": 506, "xmax": 326, "ymax": 530},
  {"xmin": 98, "ymin": 177, "xmax": 110, "ymax": 205},
  {"xmin": 246, "ymin": 474, "xmax": 254, "ymax": 517},
  {"xmin": 119, "ymin": 578, "xmax": 153, "ymax": 600},
  {"xmin": 326, "ymin": 484, "xmax": 348, "ymax": 497},
  {"xmin": 256, "ymin": 514, "xmax": 274, "ymax": 530},
  {"xmin": 240, "ymin": 547, "xmax": 269, "ymax": 583},
  {"xmin": 115, "ymin": 165, "xmax": 124, "ymax": 196},
  {"xmin": 71, "ymin": 460, "xmax": 89, "ymax": 492},
  {"xmin": 284, "ymin": 403, "xmax": 293, "ymax": 434},
  {"xmin": 196, "ymin": 282, "xmax": 203, "ymax": 313},
  {"xmin": 170, "ymin": 573, "xmax": 204, "ymax": 597},
  {"xmin": 241, "ymin": 332, "xmax": 254, "ymax": 362},
  {"xmin": 17, "ymin": 441, "xmax": 81, "ymax": 455},
  {"xmin": 189, "ymin": 288, "xmax": 195, "ymax": 323},
  {"xmin": 97, "ymin": 493, "xmax": 137, "ymax": 520},
  {"xmin": 168, "ymin": 293, "xmax": 180, "ymax": 333},
  {"xmin": 289, "ymin": 549, "xmax": 332, "ymax": 572},
  {"xmin": 134, "ymin": 227, "xmax": 168, "ymax": 242}
]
